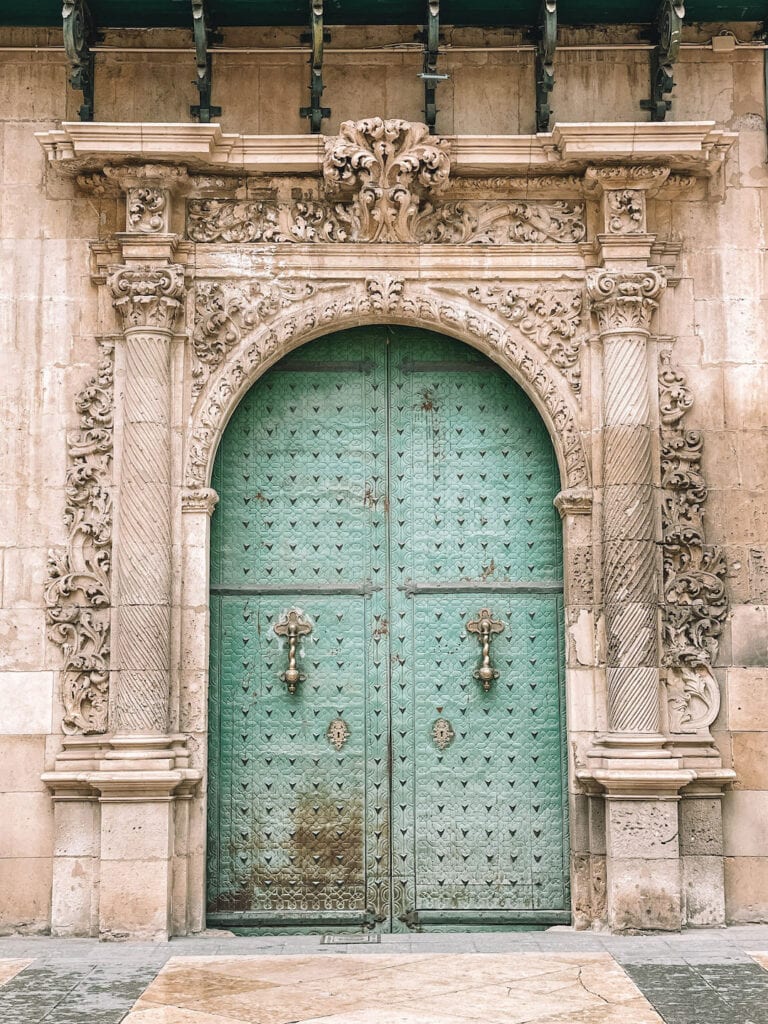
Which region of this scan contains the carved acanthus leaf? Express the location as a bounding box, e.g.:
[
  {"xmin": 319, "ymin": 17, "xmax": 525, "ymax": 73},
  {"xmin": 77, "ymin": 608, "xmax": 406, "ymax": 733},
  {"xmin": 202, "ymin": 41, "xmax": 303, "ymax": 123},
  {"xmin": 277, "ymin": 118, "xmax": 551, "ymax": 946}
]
[
  {"xmin": 461, "ymin": 284, "xmax": 585, "ymax": 391},
  {"xmin": 45, "ymin": 343, "xmax": 114, "ymax": 734},
  {"xmin": 324, "ymin": 117, "xmax": 451, "ymax": 195},
  {"xmin": 659, "ymin": 349, "xmax": 728, "ymax": 734}
]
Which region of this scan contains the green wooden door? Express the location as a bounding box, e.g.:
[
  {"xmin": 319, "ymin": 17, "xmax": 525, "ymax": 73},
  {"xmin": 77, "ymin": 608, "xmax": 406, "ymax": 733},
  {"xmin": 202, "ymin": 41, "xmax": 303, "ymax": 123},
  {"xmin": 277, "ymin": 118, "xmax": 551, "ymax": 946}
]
[{"xmin": 207, "ymin": 326, "xmax": 569, "ymax": 932}]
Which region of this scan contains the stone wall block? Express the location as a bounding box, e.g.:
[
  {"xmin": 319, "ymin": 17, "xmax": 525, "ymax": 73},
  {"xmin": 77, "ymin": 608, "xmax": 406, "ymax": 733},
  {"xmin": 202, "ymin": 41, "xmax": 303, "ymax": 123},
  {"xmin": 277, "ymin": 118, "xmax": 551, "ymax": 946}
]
[
  {"xmin": 606, "ymin": 799, "xmax": 679, "ymax": 860},
  {"xmin": 98, "ymin": 858, "xmax": 172, "ymax": 940},
  {"xmin": 0, "ymin": 857, "xmax": 52, "ymax": 932},
  {"xmin": 724, "ymin": 790, "xmax": 768, "ymax": 856},
  {"xmin": 683, "ymin": 855, "xmax": 726, "ymax": 927},
  {"xmin": 607, "ymin": 858, "xmax": 682, "ymax": 932},
  {"xmin": 51, "ymin": 855, "xmax": 98, "ymax": 936},
  {"xmin": 0, "ymin": 671, "xmax": 53, "ymax": 734},
  {"xmin": 731, "ymin": 732, "xmax": 768, "ymax": 789},
  {"xmin": 100, "ymin": 800, "xmax": 174, "ymax": 862},
  {"xmin": 730, "ymin": 605, "xmax": 768, "ymax": 666},
  {"xmin": 724, "ymin": 856, "xmax": 768, "ymax": 923},
  {"xmin": 728, "ymin": 667, "xmax": 768, "ymax": 729},
  {"xmin": 679, "ymin": 797, "xmax": 724, "ymax": 856}
]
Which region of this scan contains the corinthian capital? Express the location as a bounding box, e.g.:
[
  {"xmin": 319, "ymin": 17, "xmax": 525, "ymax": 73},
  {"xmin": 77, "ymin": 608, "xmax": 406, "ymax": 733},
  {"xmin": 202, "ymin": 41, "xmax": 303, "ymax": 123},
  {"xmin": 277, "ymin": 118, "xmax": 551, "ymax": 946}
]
[
  {"xmin": 586, "ymin": 268, "xmax": 667, "ymax": 335},
  {"xmin": 108, "ymin": 264, "xmax": 186, "ymax": 331}
]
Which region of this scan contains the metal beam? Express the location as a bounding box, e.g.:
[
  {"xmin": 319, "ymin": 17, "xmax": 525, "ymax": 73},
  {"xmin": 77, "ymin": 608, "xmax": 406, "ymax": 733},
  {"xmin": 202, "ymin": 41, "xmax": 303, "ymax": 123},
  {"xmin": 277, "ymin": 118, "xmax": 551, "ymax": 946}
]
[
  {"xmin": 190, "ymin": 0, "xmax": 222, "ymax": 123},
  {"xmin": 641, "ymin": 0, "xmax": 685, "ymax": 121},
  {"xmin": 419, "ymin": 0, "xmax": 448, "ymax": 134},
  {"xmin": 62, "ymin": 0, "xmax": 95, "ymax": 122},
  {"xmin": 535, "ymin": 1, "xmax": 557, "ymax": 133},
  {"xmin": 300, "ymin": 0, "xmax": 331, "ymax": 134}
]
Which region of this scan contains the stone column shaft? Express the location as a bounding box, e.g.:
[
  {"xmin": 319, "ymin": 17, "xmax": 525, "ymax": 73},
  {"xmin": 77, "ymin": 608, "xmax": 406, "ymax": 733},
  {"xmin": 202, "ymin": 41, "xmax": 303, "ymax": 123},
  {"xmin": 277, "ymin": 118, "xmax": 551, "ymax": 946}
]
[
  {"xmin": 588, "ymin": 269, "xmax": 667, "ymax": 736},
  {"xmin": 109, "ymin": 263, "xmax": 185, "ymax": 734}
]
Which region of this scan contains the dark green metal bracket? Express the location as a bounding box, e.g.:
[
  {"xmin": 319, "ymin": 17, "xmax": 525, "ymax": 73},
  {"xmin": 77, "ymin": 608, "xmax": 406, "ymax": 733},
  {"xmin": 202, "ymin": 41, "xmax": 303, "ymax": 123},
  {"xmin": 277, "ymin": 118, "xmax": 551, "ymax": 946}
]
[
  {"xmin": 419, "ymin": 0, "xmax": 447, "ymax": 134},
  {"xmin": 300, "ymin": 0, "xmax": 331, "ymax": 134},
  {"xmin": 641, "ymin": 0, "xmax": 685, "ymax": 121},
  {"xmin": 535, "ymin": 0, "xmax": 557, "ymax": 133},
  {"xmin": 62, "ymin": 0, "xmax": 95, "ymax": 122},
  {"xmin": 190, "ymin": 0, "xmax": 222, "ymax": 123}
]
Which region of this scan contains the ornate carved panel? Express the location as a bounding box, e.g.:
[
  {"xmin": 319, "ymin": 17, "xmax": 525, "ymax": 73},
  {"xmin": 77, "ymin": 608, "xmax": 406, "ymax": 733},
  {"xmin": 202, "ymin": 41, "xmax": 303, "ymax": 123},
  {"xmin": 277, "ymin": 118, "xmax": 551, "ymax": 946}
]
[
  {"xmin": 45, "ymin": 342, "xmax": 114, "ymax": 734},
  {"xmin": 659, "ymin": 350, "xmax": 728, "ymax": 733}
]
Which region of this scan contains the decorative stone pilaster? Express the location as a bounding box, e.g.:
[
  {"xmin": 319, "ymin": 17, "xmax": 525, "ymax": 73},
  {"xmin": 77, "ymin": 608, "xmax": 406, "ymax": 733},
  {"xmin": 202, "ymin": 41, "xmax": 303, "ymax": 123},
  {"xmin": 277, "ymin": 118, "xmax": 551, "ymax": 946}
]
[
  {"xmin": 587, "ymin": 268, "xmax": 667, "ymax": 741},
  {"xmin": 584, "ymin": 165, "xmax": 669, "ymax": 266},
  {"xmin": 108, "ymin": 263, "xmax": 185, "ymax": 734}
]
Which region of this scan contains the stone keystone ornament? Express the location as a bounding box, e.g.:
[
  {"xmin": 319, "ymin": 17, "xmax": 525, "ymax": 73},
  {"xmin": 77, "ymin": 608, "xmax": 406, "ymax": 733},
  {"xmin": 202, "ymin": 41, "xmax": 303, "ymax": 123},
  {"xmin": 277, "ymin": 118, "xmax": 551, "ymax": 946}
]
[{"xmin": 322, "ymin": 117, "xmax": 451, "ymax": 242}]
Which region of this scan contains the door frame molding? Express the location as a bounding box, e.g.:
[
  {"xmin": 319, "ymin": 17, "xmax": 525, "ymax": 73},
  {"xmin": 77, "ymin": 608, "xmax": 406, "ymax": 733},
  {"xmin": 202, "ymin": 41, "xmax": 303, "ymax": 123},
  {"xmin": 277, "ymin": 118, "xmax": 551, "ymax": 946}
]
[{"xmin": 40, "ymin": 118, "xmax": 737, "ymax": 938}]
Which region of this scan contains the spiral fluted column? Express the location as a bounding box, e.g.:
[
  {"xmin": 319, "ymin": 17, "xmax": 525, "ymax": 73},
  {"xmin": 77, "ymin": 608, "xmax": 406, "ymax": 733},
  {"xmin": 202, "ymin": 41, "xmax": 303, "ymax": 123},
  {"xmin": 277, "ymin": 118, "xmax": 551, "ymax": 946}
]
[
  {"xmin": 587, "ymin": 268, "xmax": 667, "ymax": 737},
  {"xmin": 109, "ymin": 263, "xmax": 185, "ymax": 734}
]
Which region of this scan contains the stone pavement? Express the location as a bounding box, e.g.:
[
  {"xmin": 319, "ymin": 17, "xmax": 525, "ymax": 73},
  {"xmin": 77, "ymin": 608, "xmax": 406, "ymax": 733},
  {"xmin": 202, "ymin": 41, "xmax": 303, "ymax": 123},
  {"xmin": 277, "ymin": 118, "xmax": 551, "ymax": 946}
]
[{"xmin": 1, "ymin": 926, "xmax": 768, "ymax": 1024}]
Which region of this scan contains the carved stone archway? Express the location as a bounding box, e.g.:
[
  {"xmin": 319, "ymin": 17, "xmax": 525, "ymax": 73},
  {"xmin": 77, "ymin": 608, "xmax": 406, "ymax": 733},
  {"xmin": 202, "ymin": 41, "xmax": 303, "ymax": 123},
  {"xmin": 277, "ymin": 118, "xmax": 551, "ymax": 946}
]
[{"xmin": 184, "ymin": 275, "xmax": 591, "ymax": 498}]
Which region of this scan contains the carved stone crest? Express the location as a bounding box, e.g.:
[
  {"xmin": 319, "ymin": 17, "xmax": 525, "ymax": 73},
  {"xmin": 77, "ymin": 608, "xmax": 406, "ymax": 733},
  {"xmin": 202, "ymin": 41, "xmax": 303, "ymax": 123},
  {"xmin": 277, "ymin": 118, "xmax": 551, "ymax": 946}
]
[
  {"xmin": 322, "ymin": 117, "xmax": 450, "ymax": 242},
  {"xmin": 45, "ymin": 342, "xmax": 114, "ymax": 734}
]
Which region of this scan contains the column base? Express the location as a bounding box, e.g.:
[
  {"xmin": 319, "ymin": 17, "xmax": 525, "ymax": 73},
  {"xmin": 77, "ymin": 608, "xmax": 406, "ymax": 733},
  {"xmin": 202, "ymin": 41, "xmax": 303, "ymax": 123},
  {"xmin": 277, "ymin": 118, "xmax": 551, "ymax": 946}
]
[
  {"xmin": 577, "ymin": 751, "xmax": 735, "ymax": 932},
  {"xmin": 43, "ymin": 735, "xmax": 201, "ymax": 941}
]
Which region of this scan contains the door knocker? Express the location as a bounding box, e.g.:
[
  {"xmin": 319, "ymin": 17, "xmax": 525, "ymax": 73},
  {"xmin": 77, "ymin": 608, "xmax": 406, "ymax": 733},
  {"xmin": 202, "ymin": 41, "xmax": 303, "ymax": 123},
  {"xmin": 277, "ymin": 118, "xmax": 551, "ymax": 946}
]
[
  {"xmin": 273, "ymin": 609, "xmax": 313, "ymax": 693},
  {"xmin": 467, "ymin": 608, "xmax": 504, "ymax": 691}
]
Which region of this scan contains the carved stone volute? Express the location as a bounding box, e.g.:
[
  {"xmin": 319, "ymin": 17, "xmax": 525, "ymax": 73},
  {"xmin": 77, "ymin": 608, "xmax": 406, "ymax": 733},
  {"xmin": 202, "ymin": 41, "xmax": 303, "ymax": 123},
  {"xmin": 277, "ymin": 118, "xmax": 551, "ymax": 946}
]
[
  {"xmin": 586, "ymin": 268, "xmax": 667, "ymax": 335},
  {"xmin": 108, "ymin": 264, "xmax": 186, "ymax": 332}
]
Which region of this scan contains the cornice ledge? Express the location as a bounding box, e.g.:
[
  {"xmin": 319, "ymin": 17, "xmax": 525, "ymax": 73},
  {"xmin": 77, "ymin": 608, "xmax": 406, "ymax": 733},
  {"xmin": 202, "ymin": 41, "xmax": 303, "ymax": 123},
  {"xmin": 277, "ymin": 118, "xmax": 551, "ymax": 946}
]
[
  {"xmin": 552, "ymin": 122, "xmax": 736, "ymax": 175},
  {"xmin": 36, "ymin": 120, "xmax": 736, "ymax": 179}
]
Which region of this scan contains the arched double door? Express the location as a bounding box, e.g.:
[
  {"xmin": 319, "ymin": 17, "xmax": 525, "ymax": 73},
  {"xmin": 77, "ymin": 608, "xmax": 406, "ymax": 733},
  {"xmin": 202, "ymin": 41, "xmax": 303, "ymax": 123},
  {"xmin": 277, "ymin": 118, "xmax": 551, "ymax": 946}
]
[{"xmin": 207, "ymin": 325, "xmax": 569, "ymax": 932}]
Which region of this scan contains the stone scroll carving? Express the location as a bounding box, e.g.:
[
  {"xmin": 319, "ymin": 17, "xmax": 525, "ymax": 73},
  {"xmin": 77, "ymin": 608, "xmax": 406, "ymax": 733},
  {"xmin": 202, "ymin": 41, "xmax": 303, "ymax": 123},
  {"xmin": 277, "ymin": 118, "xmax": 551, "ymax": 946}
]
[
  {"xmin": 459, "ymin": 284, "xmax": 585, "ymax": 392},
  {"xmin": 192, "ymin": 279, "xmax": 318, "ymax": 395},
  {"xmin": 192, "ymin": 278, "xmax": 586, "ymax": 397},
  {"xmin": 186, "ymin": 197, "xmax": 586, "ymax": 246},
  {"xmin": 185, "ymin": 276, "xmax": 589, "ymax": 494},
  {"xmin": 126, "ymin": 187, "xmax": 168, "ymax": 233},
  {"xmin": 659, "ymin": 350, "xmax": 728, "ymax": 733},
  {"xmin": 44, "ymin": 343, "xmax": 114, "ymax": 734},
  {"xmin": 185, "ymin": 118, "xmax": 586, "ymax": 246}
]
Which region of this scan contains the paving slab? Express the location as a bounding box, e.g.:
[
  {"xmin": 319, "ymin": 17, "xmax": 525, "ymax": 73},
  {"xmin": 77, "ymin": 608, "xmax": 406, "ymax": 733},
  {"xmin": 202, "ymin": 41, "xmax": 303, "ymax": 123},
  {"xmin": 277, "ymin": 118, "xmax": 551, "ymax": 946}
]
[{"xmin": 1, "ymin": 928, "xmax": 768, "ymax": 1024}]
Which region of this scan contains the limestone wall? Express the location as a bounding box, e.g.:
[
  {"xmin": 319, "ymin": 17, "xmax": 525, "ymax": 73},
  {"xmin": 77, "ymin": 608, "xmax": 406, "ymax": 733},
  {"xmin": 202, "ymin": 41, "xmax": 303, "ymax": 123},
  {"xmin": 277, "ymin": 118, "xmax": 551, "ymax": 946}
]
[{"xmin": 0, "ymin": 22, "xmax": 767, "ymax": 931}]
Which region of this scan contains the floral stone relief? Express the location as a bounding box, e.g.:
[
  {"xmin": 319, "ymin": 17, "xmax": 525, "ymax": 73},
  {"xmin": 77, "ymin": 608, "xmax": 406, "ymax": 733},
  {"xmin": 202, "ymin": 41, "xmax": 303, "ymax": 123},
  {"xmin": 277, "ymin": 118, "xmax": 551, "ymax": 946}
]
[{"xmin": 192, "ymin": 277, "xmax": 586, "ymax": 397}]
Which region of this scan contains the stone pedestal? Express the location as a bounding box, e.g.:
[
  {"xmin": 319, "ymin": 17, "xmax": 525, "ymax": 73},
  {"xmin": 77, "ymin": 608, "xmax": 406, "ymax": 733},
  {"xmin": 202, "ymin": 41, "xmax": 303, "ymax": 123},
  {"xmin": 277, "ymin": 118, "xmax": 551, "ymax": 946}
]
[{"xmin": 44, "ymin": 735, "xmax": 201, "ymax": 940}]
